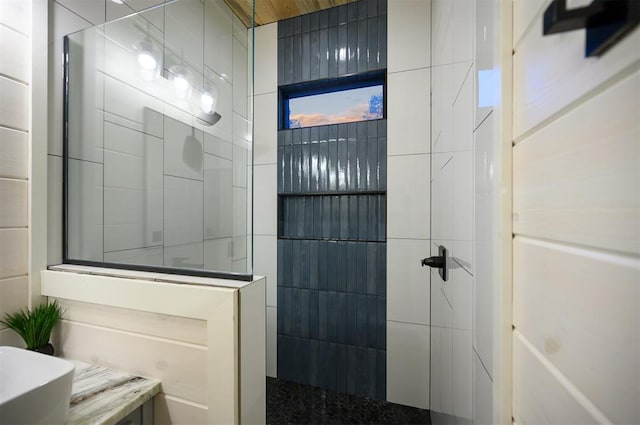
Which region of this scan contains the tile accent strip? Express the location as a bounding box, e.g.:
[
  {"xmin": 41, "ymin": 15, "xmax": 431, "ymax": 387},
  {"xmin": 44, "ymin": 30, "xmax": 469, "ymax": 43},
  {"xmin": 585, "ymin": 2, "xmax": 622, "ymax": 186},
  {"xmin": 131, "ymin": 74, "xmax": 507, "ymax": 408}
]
[{"xmin": 277, "ymin": 0, "xmax": 388, "ymax": 400}]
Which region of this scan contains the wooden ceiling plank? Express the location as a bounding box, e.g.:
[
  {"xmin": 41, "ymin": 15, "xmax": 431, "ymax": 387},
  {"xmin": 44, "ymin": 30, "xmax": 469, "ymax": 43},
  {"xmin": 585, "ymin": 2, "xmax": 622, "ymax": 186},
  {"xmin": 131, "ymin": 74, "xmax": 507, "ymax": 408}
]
[{"xmin": 227, "ymin": 0, "xmax": 359, "ymax": 28}]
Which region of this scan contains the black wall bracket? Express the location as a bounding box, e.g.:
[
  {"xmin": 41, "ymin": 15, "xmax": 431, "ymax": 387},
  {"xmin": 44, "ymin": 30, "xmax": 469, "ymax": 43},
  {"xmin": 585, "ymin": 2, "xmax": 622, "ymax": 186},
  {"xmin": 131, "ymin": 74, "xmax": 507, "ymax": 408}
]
[{"xmin": 543, "ymin": 0, "xmax": 640, "ymax": 57}]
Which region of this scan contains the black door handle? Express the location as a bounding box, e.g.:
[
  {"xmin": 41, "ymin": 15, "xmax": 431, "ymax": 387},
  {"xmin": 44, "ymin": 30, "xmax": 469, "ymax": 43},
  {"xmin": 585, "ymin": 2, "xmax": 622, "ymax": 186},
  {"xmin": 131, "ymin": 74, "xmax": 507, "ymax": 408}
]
[
  {"xmin": 421, "ymin": 256, "xmax": 445, "ymax": 269},
  {"xmin": 420, "ymin": 245, "xmax": 448, "ymax": 281}
]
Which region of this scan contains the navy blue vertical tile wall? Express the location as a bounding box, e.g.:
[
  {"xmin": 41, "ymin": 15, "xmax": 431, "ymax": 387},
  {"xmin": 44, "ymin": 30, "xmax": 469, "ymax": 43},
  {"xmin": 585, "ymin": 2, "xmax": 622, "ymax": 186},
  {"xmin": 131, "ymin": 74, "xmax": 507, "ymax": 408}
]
[
  {"xmin": 277, "ymin": 0, "xmax": 387, "ymax": 401},
  {"xmin": 278, "ymin": 0, "xmax": 387, "ymax": 86}
]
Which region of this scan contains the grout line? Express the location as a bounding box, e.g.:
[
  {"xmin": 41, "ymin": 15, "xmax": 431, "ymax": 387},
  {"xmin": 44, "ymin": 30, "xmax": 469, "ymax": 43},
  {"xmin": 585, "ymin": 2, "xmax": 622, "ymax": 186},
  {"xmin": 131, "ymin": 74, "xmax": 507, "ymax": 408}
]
[
  {"xmin": 440, "ymin": 155, "xmax": 453, "ymax": 170},
  {"xmin": 440, "ymin": 286, "xmax": 453, "ymax": 309},
  {"xmin": 67, "ymin": 157, "xmax": 103, "ymax": 166},
  {"xmin": 387, "ymin": 319, "xmax": 430, "ymax": 328},
  {"xmin": 0, "ymin": 124, "xmax": 28, "ymax": 135},
  {"xmin": 0, "ymin": 121, "xmax": 28, "ymax": 134},
  {"xmin": 0, "ymin": 274, "xmax": 29, "ymax": 283},
  {"xmin": 387, "ymin": 152, "xmax": 431, "ymax": 158},
  {"xmin": 0, "ymin": 176, "xmax": 28, "ymax": 183},
  {"xmin": 164, "ymin": 173, "xmax": 204, "ymax": 183},
  {"xmin": 473, "ymin": 109, "xmax": 493, "ymax": 133},
  {"xmin": 0, "ymin": 71, "xmax": 29, "ymax": 86},
  {"xmin": 0, "ymin": 21, "xmax": 30, "ymax": 38},
  {"xmin": 452, "ymin": 61, "xmax": 473, "ymax": 105},
  {"xmin": 388, "ymin": 65, "xmax": 432, "ymax": 75},
  {"xmin": 52, "ymin": 0, "xmax": 94, "ymax": 26},
  {"xmin": 472, "ymin": 346, "xmax": 494, "ymax": 383}
]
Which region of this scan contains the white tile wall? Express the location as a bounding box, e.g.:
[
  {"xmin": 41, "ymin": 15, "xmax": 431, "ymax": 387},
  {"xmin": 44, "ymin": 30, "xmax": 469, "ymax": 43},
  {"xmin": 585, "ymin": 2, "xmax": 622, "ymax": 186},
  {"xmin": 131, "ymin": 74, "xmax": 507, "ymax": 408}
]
[
  {"xmin": 387, "ymin": 0, "xmax": 432, "ymax": 408},
  {"xmin": 103, "ymin": 76, "xmax": 165, "ymax": 138},
  {"xmin": 387, "ymin": 238, "xmax": 430, "ymax": 325},
  {"xmin": 387, "ymin": 320, "xmax": 430, "ymax": 409},
  {"xmin": 104, "ymin": 123, "xmax": 163, "ymax": 252},
  {"xmin": 452, "ymin": 0, "xmax": 474, "ymax": 63},
  {"xmin": 253, "ymin": 93, "xmax": 277, "ymax": 165},
  {"xmin": 204, "ymin": 153, "xmax": 233, "ymax": 239},
  {"xmin": 473, "ymin": 111, "xmax": 495, "ymax": 377},
  {"xmin": 204, "ymin": 0, "xmax": 233, "ymax": 83},
  {"xmin": 164, "ymin": 242, "xmax": 204, "ymax": 269},
  {"xmin": 50, "ymin": 0, "xmax": 249, "ymax": 274},
  {"xmin": 164, "ymin": 118, "xmax": 204, "ymax": 181},
  {"xmin": 67, "ymin": 159, "xmax": 104, "ymax": 262},
  {"xmin": 253, "ymin": 235, "xmax": 277, "ymax": 307},
  {"xmin": 164, "ymin": 0, "xmax": 204, "ymax": 74},
  {"xmin": 204, "ymin": 237, "xmax": 233, "ymax": 271},
  {"xmin": 47, "ymin": 155, "xmax": 63, "ymax": 265},
  {"xmin": 163, "ymin": 176, "xmax": 203, "ymax": 247},
  {"xmin": 48, "ymin": 3, "xmax": 94, "ymax": 156},
  {"xmin": 232, "ymin": 37, "xmax": 248, "ymax": 118},
  {"xmin": 253, "ymin": 164, "xmax": 277, "ymax": 236},
  {"xmin": 431, "ymin": 0, "xmax": 485, "ymax": 421},
  {"xmin": 452, "ymin": 151, "xmax": 473, "ymax": 242},
  {"xmin": 232, "ymin": 142, "xmax": 248, "ymax": 188},
  {"xmin": 473, "ymin": 351, "xmax": 493, "ymax": 425},
  {"xmin": 387, "ymin": 69, "xmax": 431, "ymax": 156},
  {"xmin": 209, "ymin": 74, "xmax": 234, "ymax": 142},
  {"xmin": 452, "ymin": 328, "xmax": 473, "ymax": 424},
  {"xmin": 232, "ymin": 186, "xmax": 248, "ymax": 259},
  {"xmin": 55, "ymin": 0, "xmax": 105, "ymax": 25},
  {"xmin": 388, "ymin": 0, "xmax": 430, "ymax": 72},
  {"xmin": 387, "ymin": 154, "xmax": 430, "ymax": 240},
  {"xmin": 106, "ymin": 0, "xmax": 135, "ymax": 22},
  {"xmin": 266, "ymin": 306, "xmax": 277, "ymax": 377},
  {"xmin": 104, "ymin": 247, "xmax": 163, "ymax": 266},
  {"xmin": 253, "ymin": 23, "xmax": 278, "ymax": 96}
]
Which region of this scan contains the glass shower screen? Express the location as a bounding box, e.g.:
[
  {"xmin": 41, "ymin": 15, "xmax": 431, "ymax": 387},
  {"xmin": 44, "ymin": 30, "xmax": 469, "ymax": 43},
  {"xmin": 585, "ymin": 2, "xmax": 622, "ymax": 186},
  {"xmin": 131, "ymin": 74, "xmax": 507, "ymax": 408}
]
[{"xmin": 63, "ymin": 0, "xmax": 254, "ymax": 279}]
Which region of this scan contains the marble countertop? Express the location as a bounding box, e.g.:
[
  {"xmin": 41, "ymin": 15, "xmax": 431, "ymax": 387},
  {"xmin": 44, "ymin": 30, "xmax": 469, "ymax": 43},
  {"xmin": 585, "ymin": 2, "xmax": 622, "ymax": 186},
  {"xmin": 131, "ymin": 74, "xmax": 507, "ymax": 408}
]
[{"xmin": 66, "ymin": 360, "xmax": 161, "ymax": 425}]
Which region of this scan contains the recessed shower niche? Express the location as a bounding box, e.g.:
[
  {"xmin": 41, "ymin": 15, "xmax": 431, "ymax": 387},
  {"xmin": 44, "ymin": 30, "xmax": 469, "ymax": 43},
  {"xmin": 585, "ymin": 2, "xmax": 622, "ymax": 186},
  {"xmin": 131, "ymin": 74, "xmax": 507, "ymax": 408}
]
[{"xmin": 63, "ymin": 0, "xmax": 254, "ymax": 278}]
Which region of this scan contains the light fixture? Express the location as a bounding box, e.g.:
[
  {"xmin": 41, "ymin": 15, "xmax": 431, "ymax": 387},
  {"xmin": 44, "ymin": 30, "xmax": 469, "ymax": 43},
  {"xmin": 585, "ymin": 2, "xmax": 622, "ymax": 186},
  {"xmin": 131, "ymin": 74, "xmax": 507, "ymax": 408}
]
[
  {"xmin": 138, "ymin": 51, "xmax": 156, "ymax": 70},
  {"xmin": 168, "ymin": 65, "xmax": 191, "ymax": 99},
  {"xmin": 200, "ymin": 86, "xmax": 218, "ymax": 114},
  {"xmin": 111, "ymin": 0, "xmax": 124, "ymax": 4},
  {"xmin": 133, "ymin": 39, "xmax": 160, "ymax": 79}
]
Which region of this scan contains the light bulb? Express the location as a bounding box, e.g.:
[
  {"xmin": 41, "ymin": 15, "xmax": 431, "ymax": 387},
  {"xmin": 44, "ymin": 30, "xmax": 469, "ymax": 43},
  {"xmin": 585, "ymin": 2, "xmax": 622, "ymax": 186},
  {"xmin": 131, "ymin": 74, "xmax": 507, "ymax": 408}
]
[
  {"xmin": 200, "ymin": 93, "xmax": 214, "ymax": 113},
  {"xmin": 174, "ymin": 76, "xmax": 189, "ymax": 91},
  {"xmin": 137, "ymin": 52, "xmax": 157, "ymax": 70}
]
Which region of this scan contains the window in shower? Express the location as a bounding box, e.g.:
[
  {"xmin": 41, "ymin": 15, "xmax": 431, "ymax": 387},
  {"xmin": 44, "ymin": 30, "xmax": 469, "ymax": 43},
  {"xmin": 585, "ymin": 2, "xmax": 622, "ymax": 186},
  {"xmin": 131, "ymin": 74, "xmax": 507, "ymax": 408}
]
[
  {"xmin": 63, "ymin": 0, "xmax": 254, "ymax": 279},
  {"xmin": 280, "ymin": 71, "xmax": 385, "ymax": 129}
]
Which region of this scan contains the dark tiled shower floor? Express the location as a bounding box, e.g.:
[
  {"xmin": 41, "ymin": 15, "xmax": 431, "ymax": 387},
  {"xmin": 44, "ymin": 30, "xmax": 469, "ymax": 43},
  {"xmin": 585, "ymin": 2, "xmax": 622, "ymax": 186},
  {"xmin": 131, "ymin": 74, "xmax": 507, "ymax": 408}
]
[{"xmin": 267, "ymin": 378, "xmax": 432, "ymax": 425}]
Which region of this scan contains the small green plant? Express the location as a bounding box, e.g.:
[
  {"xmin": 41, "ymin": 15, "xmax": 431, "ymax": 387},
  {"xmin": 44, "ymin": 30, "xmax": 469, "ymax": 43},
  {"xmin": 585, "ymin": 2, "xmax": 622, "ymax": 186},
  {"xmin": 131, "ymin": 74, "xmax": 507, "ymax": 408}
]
[{"xmin": 0, "ymin": 301, "xmax": 64, "ymax": 350}]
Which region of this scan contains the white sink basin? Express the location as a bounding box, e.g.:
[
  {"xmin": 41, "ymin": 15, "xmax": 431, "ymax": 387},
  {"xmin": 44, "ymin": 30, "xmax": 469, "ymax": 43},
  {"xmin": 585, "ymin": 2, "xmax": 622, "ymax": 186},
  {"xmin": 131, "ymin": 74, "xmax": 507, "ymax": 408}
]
[{"xmin": 0, "ymin": 346, "xmax": 75, "ymax": 425}]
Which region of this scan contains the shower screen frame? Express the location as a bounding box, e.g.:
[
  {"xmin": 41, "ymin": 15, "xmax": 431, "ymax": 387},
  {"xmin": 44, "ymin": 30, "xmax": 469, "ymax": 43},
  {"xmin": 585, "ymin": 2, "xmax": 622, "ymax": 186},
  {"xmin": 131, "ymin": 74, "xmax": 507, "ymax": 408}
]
[{"xmin": 61, "ymin": 2, "xmax": 255, "ymax": 282}]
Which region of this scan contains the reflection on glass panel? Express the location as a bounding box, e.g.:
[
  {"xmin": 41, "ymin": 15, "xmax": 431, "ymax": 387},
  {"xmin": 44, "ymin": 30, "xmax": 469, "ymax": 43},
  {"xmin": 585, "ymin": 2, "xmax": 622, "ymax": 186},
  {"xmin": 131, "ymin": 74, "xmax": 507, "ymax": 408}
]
[
  {"xmin": 64, "ymin": 0, "xmax": 253, "ymax": 278},
  {"xmin": 288, "ymin": 85, "xmax": 383, "ymax": 128}
]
